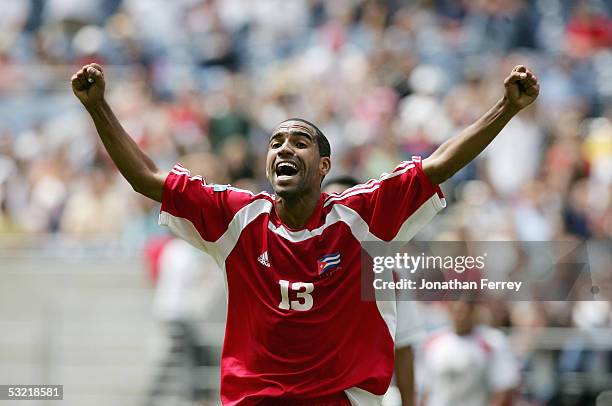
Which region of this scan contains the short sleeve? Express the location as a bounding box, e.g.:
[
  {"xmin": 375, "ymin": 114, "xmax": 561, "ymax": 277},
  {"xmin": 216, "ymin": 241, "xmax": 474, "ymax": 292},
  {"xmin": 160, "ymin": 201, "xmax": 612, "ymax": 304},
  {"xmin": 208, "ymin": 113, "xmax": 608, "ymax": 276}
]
[
  {"xmin": 158, "ymin": 164, "xmax": 255, "ymax": 257},
  {"xmin": 325, "ymin": 157, "xmax": 445, "ymax": 242},
  {"xmin": 395, "ymin": 300, "xmax": 427, "ymax": 348},
  {"xmin": 486, "ymin": 330, "xmax": 520, "ymax": 391}
]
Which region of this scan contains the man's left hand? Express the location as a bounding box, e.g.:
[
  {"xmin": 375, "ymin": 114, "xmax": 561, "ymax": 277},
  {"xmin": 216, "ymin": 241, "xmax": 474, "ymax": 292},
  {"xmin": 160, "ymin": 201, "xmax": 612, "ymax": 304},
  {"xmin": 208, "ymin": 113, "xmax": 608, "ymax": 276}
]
[{"xmin": 504, "ymin": 65, "xmax": 540, "ymax": 111}]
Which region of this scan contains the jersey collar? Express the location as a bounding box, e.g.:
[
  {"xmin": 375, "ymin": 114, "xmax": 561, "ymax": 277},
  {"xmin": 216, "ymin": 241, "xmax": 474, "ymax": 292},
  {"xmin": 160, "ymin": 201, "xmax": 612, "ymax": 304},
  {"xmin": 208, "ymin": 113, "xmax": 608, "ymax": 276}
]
[{"xmin": 270, "ymin": 193, "xmax": 326, "ymax": 232}]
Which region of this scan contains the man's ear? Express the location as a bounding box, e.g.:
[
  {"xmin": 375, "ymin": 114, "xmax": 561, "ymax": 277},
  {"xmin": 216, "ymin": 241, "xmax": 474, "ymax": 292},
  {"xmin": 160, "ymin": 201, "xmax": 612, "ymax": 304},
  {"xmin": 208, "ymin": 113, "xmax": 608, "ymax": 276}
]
[{"xmin": 319, "ymin": 157, "xmax": 331, "ymax": 177}]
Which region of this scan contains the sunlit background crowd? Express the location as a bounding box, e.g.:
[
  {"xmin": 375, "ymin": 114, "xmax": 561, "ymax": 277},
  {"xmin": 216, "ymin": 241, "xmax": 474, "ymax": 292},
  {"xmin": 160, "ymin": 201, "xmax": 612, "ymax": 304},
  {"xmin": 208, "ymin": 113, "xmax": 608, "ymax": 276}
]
[{"xmin": 1, "ymin": 0, "xmax": 611, "ymax": 404}]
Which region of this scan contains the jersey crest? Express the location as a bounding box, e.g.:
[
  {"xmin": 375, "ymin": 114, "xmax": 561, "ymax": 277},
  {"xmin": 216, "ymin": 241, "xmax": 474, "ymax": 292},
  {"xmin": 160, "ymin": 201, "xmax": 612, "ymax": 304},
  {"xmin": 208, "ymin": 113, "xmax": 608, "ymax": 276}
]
[{"xmin": 317, "ymin": 252, "xmax": 341, "ymax": 275}]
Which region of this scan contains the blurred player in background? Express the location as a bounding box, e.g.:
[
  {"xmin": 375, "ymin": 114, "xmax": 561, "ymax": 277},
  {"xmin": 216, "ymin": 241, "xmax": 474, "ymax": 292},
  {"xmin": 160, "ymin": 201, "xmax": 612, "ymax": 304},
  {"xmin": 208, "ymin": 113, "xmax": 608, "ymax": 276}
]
[
  {"xmin": 419, "ymin": 300, "xmax": 519, "ymax": 406},
  {"xmin": 322, "ymin": 176, "xmax": 361, "ymax": 194},
  {"xmin": 71, "ymin": 62, "xmax": 538, "ymax": 405},
  {"xmin": 146, "ymin": 237, "xmax": 213, "ymax": 405}
]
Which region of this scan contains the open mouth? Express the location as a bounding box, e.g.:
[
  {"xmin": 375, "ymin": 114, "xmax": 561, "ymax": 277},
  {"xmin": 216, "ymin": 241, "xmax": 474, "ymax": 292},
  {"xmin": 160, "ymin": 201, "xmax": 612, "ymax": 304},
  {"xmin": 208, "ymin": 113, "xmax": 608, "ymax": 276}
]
[{"xmin": 275, "ymin": 161, "xmax": 299, "ymax": 178}]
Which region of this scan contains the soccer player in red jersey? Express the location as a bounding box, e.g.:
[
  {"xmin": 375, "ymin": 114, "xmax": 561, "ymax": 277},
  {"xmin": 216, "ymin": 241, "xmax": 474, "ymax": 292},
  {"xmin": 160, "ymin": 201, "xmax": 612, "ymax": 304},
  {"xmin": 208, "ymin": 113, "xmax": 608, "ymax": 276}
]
[{"xmin": 71, "ymin": 63, "xmax": 539, "ymax": 405}]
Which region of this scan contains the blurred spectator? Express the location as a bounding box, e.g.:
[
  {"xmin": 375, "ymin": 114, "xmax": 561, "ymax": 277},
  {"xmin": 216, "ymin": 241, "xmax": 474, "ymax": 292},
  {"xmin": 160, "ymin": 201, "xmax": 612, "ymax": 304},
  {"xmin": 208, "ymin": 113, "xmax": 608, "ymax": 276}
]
[{"xmin": 60, "ymin": 167, "xmax": 128, "ymax": 237}]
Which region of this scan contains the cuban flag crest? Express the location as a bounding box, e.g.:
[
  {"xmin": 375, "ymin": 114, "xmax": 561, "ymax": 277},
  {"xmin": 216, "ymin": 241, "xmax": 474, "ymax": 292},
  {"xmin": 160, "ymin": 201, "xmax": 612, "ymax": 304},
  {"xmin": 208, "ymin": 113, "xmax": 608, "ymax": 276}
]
[{"xmin": 317, "ymin": 252, "xmax": 341, "ymax": 275}]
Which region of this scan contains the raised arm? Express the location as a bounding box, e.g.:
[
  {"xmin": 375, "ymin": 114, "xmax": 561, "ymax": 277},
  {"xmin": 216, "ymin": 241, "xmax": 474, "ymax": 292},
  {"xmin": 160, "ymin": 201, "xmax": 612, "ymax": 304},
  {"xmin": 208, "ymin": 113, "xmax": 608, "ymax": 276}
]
[
  {"xmin": 71, "ymin": 63, "xmax": 166, "ymax": 202},
  {"xmin": 423, "ymin": 65, "xmax": 540, "ymax": 185}
]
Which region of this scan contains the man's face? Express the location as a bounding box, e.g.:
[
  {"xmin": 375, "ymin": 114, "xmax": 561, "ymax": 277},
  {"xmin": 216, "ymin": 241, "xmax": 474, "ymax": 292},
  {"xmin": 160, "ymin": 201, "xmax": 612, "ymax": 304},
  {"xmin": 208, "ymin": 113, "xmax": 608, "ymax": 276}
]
[
  {"xmin": 266, "ymin": 120, "xmax": 330, "ymax": 199},
  {"xmin": 450, "ymin": 301, "xmax": 477, "ymax": 335}
]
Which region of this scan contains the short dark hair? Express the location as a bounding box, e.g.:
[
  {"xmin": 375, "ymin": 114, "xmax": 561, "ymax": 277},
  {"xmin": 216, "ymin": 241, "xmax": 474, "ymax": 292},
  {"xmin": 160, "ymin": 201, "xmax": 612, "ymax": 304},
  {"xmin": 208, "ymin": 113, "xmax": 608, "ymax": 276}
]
[
  {"xmin": 282, "ymin": 118, "xmax": 331, "ymax": 158},
  {"xmin": 323, "ymin": 175, "xmax": 360, "ymax": 190}
]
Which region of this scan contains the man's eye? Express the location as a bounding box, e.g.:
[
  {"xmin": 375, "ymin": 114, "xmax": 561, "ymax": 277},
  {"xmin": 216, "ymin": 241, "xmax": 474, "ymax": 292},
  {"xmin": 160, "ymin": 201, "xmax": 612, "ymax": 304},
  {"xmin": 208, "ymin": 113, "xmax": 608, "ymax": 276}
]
[
  {"xmin": 271, "ymin": 142, "xmax": 281, "ymax": 148},
  {"xmin": 296, "ymin": 142, "xmax": 307, "ymax": 148}
]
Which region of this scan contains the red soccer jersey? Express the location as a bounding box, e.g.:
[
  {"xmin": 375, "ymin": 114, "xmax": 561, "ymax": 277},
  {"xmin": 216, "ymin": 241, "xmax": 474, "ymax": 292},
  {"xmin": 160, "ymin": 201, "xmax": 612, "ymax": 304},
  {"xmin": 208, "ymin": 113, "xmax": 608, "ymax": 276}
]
[{"xmin": 159, "ymin": 157, "xmax": 445, "ymax": 405}]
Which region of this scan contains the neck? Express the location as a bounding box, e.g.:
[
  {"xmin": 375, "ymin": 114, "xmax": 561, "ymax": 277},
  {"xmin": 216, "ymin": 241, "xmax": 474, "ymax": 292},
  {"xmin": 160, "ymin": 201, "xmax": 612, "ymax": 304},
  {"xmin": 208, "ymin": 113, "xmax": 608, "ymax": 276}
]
[
  {"xmin": 454, "ymin": 325, "xmax": 474, "ymax": 336},
  {"xmin": 275, "ymin": 191, "xmax": 321, "ymax": 229}
]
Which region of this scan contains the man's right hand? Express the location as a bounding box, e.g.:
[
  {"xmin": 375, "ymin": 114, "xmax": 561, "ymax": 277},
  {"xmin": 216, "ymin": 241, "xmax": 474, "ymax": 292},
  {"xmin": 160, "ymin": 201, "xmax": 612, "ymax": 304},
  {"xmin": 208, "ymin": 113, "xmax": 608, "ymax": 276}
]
[{"xmin": 71, "ymin": 63, "xmax": 105, "ymax": 108}]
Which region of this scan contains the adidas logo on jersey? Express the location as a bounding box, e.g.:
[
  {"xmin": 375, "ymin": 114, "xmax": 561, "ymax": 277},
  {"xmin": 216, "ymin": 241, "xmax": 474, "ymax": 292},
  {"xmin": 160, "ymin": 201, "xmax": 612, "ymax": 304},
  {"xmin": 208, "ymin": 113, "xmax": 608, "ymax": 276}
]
[{"xmin": 257, "ymin": 251, "xmax": 270, "ymax": 268}]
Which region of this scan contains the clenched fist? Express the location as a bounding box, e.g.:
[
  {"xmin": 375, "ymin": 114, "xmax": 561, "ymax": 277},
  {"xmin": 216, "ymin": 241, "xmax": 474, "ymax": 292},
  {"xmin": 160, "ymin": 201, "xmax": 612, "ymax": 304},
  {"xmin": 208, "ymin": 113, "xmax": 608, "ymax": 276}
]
[
  {"xmin": 504, "ymin": 65, "xmax": 539, "ymax": 111},
  {"xmin": 71, "ymin": 63, "xmax": 105, "ymax": 108}
]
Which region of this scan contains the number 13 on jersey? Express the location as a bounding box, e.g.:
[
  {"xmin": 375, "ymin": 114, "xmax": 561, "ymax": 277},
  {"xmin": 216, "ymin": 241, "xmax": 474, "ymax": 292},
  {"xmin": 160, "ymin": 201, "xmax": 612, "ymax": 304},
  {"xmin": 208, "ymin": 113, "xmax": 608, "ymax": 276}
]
[{"xmin": 278, "ymin": 280, "xmax": 314, "ymax": 311}]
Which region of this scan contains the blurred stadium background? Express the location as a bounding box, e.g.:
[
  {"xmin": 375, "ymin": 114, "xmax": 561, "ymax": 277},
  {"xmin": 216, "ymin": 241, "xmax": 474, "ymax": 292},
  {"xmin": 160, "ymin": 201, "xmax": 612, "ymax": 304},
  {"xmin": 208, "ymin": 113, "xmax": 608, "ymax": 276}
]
[{"xmin": 1, "ymin": 0, "xmax": 612, "ymax": 405}]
